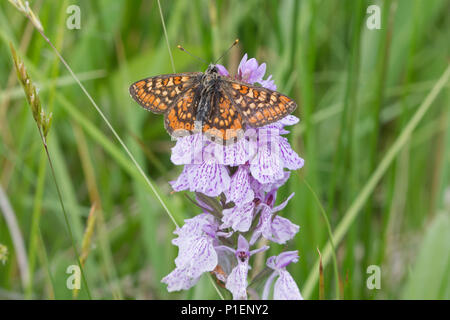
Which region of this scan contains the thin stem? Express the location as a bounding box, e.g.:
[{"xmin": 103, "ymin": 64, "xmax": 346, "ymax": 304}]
[
  {"xmin": 157, "ymin": 0, "xmax": 176, "ymax": 73},
  {"xmin": 303, "ymin": 178, "xmax": 340, "ymax": 300},
  {"xmin": 208, "ymin": 273, "xmax": 225, "ymax": 300},
  {"xmin": 0, "ymin": 185, "xmax": 29, "ymax": 289},
  {"xmin": 25, "ymin": 148, "xmax": 46, "ymax": 299},
  {"xmin": 38, "ymin": 129, "xmax": 92, "ymax": 299}
]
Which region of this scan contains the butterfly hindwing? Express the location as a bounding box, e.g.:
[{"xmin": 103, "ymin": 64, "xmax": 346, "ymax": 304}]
[
  {"xmin": 164, "ymin": 86, "xmax": 199, "ymax": 136},
  {"xmin": 129, "ymin": 72, "xmax": 201, "ymax": 114},
  {"xmin": 201, "ymin": 88, "xmax": 244, "ymax": 143},
  {"xmin": 164, "ymin": 86, "xmax": 244, "ymax": 143}
]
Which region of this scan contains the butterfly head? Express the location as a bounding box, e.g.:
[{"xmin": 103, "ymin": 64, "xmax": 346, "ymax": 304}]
[{"xmin": 205, "ymin": 64, "xmax": 219, "ymax": 74}]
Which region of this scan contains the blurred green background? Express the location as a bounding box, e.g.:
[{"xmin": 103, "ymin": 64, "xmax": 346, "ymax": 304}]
[{"xmin": 0, "ymin": 0, "xmax": 449, "ymax": 300}]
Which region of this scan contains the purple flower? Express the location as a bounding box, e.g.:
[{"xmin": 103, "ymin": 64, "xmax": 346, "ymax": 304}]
[
  {"xmin": 225, "ymin": 165, "xmax": 254, "ymax": 205},
  {"xmin": 262, "ymin": 251, "xmax": 303, "ymax": 300},
  {"xmin": 220, "ymin": 165, "xmax": 255, "ymax": 232},
  {"xmin": 221, "ymin": 200, "xmax": 254, "ymax": 232},
  {"xmin": 236, "ymin": 54, "xmax": 279, "ymax": 91},
  {"xmin": 219, "ymin": 235, "xmax": 268, "ymax": 300},
  {"xmin": 162, "ymin": 214, "xmax": 219, "ymax": 291},
  {"xmin": 251, "ymin": 170, "xmax": 291, "ymax": 196},
  {"xmin": 170, "ymin": 159, "xmax": 231, "ymax": 197},
  {"xmin": 249, "ymin": 127, "xmax": 304, "ymax": 184},
  {"xmin": 250, "ymin": 191, "xmax": 299, "ymax": 245},
  {"xmin": 238, "ymin": 54, "xmax": 267, "ymax": 84},
  {"xmin": 260, "ymin": 75, "xmax": 276, "ymax": 90},
  {"xmin": 170, "ymin": 123, "xmax": 303, "ymax": 194},
  {"xmin": 170, "ymin": 133, "xmax": 205, "ymax": 165},
  {"xmin": 216, "ymin": 64, "xmax": 229, "ymax": 77},
  {"xmin": 161, "ymin": 267, "xmax": 201, "ymax": 291}
]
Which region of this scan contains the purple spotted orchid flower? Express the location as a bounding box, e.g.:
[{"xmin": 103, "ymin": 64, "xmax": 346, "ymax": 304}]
[
  {"xmin": 162, "ymin": 54, "xmax": 304, "ymax": 300},
  {"xmin": 216, "ymin": 235, "xmax": 269, "ymax": 300},
  {"xmin": 262, "ymin": 251, "xmax": 303, "ymax": 300},
  {"xmin": 161, "ymin": 213, "xmax": 232, "ymax": 291}
]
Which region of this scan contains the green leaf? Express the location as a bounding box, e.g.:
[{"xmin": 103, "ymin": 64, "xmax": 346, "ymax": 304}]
[{"xmin": 401, "ymin": 214, "xmax": 450, "ymax": 299}]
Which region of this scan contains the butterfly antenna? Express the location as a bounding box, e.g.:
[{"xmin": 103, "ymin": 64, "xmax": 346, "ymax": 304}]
[
  {"xmin": 214, "ymin": 39, "xmax": 239, "ymax": 64},
  {"xmin": 177, "ymin": 45, "xmax": 208, "ymax": 65}
]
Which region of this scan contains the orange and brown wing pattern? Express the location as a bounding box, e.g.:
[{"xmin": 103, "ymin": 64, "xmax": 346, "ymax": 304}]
[
  {"xmin": 202, "ymin": 89, "xmax": 244, "ymax": 143},
  {"xmin": 164, "ymin": 86, "xmax": 199, "ymax": 136},
  {"xmin": 129, "ymin": 72, "xmax": 201, "ymax": 114},
  {"xmin": 224, "ymin": 80, "xmax": 297, "ymax": 127}
]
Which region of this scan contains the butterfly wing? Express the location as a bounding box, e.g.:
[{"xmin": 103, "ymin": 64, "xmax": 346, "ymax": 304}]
[
  {"xmin": 165, "ymin": 86, "xmax": 244, "ymax": 143},
  {"xmin": 164, "ymin": 85, "xmax": 201, "ymax": 137},
  {"xmin": 129, "ymin": 72, "xmax": 202, "ymax": 114},
  {"xmin": 222, "ymin": 78, "xmax": 297, "ymax": 127},
  {"xmin": 201, "ymin": 88, "xmax": 245, "ymax": 143}
]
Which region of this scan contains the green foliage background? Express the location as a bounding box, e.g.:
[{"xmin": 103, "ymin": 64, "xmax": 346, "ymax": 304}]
[{"xmin": 0, "ymin": 0, "xmax": 449, "ymax": 299}]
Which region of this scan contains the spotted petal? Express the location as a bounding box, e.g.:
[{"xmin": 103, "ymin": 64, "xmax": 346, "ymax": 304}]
[
  {"xmin": 280, "ymin": 137, "xmax": 304, "ymax": 170},
  {"xmin": 161, "ymin": 267, "xmax": 200, "ymax": 292},
  {"xmin": 169, "ymin": 166, "xmax": 190, "ymax": 192},
  {"xmin": 225, "ymin": 166, "xmax": 254, "ymax": 205},
  {"xmin": 174, "ymin": 235, "xmax": 218, "ymax": 278},
  {"xmin": 221, "ymin": 201, "xmax": 254, "ymax": 232},
  {"xmin": 250, "ymin": 136, "xmax": 284, "ymax": 184},
  {"xmin": 273, "ymin": 270, "xmax": 303, "ymax": 300},
  {"xmin": 186, "ymin": 160, "xmax": 230, "ymax": 197},
  {"xmin": 226, "ymin": 261, "xmax": 249, "ymax": 300}
]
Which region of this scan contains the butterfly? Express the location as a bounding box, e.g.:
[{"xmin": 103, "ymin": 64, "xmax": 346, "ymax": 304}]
[{"xmin": 129, "ymin": 64, "xmax": 297, "ymax": 144}]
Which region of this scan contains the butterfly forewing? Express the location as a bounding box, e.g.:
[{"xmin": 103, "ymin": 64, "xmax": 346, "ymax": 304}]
[
  {"xmin": 223, "ymin": 79, "xmax": 297, "ymax": 127},
  {"xmin": 129, "ymin": 72, "xmax": 201, "ymax": 114}
]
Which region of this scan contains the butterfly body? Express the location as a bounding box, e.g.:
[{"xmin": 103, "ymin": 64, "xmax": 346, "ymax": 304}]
[
  {"xmin": 129, "ymin": 64, "xmax": 297, "ymax": 144},
  {"xmin": 195, "ymin": 64, "xmax": 221, "ymax": 123}
]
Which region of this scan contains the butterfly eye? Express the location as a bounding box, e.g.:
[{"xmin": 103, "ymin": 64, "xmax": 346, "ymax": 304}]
[{"xmin": 207, "ymin": 65, "xmax": 218, "ymax": 74}]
